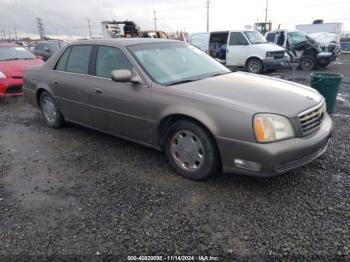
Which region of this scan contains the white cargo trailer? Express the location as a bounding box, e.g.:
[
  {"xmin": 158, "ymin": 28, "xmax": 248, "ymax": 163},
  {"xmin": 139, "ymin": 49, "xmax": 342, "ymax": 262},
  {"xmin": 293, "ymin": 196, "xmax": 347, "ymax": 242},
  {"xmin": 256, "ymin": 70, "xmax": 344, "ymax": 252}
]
[{"xmin": 296, "ymin": 23, "xmax": 343, "ymax": 36}]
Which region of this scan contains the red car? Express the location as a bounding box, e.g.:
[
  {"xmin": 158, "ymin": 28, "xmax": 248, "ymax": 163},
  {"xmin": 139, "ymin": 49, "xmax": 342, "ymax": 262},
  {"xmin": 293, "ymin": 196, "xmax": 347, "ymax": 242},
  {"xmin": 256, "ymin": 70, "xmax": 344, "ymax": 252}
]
[{"xmin": 0, "ymin": 43, "xmax": 44, "ymax": 97}]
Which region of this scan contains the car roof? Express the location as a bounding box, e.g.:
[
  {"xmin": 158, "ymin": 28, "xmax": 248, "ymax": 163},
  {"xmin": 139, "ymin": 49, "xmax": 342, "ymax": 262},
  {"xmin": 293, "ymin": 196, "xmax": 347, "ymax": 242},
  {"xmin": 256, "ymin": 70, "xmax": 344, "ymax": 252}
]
[
  {"xmin": 268, "ymin": 29, "xmax": 299, "ymax": 33},
  {"xmin": 0, "ymin": 42, "xmax": 19, "ymax": 47},
  {"xmin": 67, "ymin": 38, "xmax": 181, "ymax": 47},
  {"xmin": 36, "ymin": 41, "xmax": 62, "ymax": 44}
]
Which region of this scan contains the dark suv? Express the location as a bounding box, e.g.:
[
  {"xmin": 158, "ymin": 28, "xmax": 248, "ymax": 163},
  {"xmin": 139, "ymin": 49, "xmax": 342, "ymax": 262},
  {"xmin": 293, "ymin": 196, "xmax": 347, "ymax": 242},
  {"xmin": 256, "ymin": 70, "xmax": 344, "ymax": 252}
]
[{"xmin": 32, "ymin": 41, "xmax": 64, "ymax": 61}]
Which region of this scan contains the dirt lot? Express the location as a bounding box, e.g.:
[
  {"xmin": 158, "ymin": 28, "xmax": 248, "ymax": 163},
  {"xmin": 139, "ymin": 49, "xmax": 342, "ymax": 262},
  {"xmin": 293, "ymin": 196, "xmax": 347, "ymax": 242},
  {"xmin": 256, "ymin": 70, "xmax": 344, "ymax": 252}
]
[{"xmin": 1, "ymin": 55, "xmax": 350, "ymax": 261}]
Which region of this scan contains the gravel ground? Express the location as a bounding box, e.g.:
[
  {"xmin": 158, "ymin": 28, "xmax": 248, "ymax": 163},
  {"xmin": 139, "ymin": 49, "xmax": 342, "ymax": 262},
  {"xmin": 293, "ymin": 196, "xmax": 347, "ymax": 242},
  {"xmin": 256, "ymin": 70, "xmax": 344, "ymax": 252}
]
[{"xmin": 0, "ymin": 55, "xmax": 350, "ymax": 261}]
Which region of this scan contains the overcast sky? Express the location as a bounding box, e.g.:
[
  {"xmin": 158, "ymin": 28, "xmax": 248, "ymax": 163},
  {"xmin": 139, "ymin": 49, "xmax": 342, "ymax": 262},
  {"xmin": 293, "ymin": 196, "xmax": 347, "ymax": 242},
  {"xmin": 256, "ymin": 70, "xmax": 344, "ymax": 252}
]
[{"xmin": 1, "ymin": 0, "xmax": 349, "ymax": 39}]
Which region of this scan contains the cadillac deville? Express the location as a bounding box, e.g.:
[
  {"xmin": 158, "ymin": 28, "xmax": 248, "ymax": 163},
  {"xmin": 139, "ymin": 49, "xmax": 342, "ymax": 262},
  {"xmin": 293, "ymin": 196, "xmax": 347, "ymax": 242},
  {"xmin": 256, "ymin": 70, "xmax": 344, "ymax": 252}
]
[{"xmin": 23, "ymin": 39, "xmax": 332, "ymax": 180}]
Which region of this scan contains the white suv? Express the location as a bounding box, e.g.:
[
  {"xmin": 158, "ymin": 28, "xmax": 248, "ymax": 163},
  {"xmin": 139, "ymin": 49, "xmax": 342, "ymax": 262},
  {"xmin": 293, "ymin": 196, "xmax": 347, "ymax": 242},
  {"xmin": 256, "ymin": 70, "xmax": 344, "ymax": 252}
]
[{"xmin": 188, "ymin": 30, "xmax": 289, "ymax": 74}]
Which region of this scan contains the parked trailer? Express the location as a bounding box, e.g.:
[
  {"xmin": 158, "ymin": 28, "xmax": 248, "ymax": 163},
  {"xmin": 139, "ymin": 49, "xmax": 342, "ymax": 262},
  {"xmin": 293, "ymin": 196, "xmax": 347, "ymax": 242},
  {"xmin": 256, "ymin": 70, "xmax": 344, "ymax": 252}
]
[{"xmin": 296, "ymin": 23, "xmax": 343, "ymax": 35}]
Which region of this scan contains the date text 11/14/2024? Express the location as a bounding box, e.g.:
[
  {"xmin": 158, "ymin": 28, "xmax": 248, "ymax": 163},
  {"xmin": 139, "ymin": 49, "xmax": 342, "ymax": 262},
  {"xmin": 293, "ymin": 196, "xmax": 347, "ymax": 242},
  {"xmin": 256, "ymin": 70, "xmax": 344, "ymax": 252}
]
[{"xmin": 127, "ymin": 255, "xmax": 219, "ymax": 261}]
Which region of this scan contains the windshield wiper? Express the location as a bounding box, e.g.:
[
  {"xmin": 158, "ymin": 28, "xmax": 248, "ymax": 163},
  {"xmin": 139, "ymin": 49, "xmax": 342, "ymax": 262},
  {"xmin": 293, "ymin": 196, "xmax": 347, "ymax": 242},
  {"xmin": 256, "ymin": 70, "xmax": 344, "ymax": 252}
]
[
  {"xmin": 167, "ymin": 72, "xmax": 231, "ymax": 86},
  {"xmin": 166, "ymin": 79, "xmax": 201, "ymax": 86},
  {"xmin": 209, "ymin": 72, "xmax": 231, "ymax": 78},
  {"xmin": 1, "ymin": 58, "xmax": 20, "ymax": 61}
]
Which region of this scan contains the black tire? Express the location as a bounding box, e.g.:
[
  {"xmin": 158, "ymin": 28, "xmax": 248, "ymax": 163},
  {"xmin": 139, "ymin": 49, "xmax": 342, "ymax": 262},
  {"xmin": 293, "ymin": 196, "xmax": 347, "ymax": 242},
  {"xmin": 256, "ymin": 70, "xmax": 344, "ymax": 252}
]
[
  {"xmin": 164, "ymin": 120, "xmax": 220, "ymax": 181},
  {"xmin": 39, "ymin": 91, "xmax": 64, "ymax": 128},
  {"xmin": 300, "ymin": 55, "xmax": 316, "ymax": 71},
  {"xmin": 246, "ymin": 58, "xmax": 264, "ymax": 74}
]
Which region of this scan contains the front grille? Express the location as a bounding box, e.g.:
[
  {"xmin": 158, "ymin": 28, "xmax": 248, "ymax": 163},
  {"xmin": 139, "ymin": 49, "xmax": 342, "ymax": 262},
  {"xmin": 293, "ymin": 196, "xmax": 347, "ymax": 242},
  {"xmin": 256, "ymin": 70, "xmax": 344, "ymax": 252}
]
[
  {"xmin": 5, "ymin": 85, "xmax": 22, "ymax": 94},
  {"xmin": 12, "ymin": 76, "xmax": 22, "ymax": 79},
  {"xmin": 273, "ymin": 51, "xmax": 285, "ymax": 60},
  {"xmin": 298, "ymin": 102, "xmax": 326, "ymax": 136},
  {"xmin": 275, "ymin": 142, "xmax": 328, "ymax": 173}
]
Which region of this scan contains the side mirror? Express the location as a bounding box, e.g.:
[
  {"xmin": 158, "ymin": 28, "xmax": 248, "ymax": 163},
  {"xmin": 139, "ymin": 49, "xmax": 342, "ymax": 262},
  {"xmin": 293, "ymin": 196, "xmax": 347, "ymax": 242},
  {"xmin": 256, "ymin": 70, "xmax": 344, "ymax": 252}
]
[
  {"xmin": 43, "ymin": 47, "xmax": 50, "ymax": 52},
  {"xmin": 111, "ymin": 69, "xmax": 132, "ymax": 82},
  {"xmin": 111, "ymin": 69, "xmax": 144, "ymax": 84}
]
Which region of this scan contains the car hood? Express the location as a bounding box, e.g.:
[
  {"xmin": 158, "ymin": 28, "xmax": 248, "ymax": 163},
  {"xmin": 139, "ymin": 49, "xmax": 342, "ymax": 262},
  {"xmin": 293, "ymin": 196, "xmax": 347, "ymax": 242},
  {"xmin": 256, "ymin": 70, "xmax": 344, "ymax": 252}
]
[
  {"xmin": 253, "ymin": 43, "xmax": 285, "ymax": 52},
  {"xmin": 173, "ymin": 72, "xmax": 323, "ymax": 118},
  {"xmin": 0, "ymin": 59, "xmax": 44, "ymax": 78}
]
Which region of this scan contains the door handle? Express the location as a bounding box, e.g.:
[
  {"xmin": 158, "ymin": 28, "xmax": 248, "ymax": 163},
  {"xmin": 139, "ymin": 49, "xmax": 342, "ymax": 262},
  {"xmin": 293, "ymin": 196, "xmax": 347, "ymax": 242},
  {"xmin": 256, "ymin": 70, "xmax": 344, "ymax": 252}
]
[
  {"xmin": 92, "ymin": 88, "xmax": 102, "ymax": 94},
  {"xmin": 53, "ymin": 80, "xmax": 58, "ymax": 85}
]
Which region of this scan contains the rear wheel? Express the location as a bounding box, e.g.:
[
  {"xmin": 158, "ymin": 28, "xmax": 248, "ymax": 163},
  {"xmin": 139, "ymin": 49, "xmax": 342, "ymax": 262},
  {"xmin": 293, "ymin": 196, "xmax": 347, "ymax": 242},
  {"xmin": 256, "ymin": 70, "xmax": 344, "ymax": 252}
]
[
  {"xmin": 39, "ymin": 91, "xmax": 63, "ymax": 128},
  {"xmin": 300, "ymin": 55, "xmax": 316, "ymax": 71},
  {"xmin": 164, "ymin": 120, "xmax": 219, "ymax": 181},
  {"xmin": 246, "ymin": 58, "xmax": 264, "ymax": 74}
]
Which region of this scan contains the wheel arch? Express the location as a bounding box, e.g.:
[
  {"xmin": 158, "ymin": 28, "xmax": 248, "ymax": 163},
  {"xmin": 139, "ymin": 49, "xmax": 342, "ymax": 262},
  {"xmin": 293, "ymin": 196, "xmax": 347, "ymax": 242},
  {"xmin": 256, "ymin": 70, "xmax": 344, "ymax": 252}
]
[
  {"xmin": 245, "ymin": 56, "xmax": 264, "ymax": 68},
  {"xmin": 35, "ymin": 87, "xmax": 54, "ymax": 107},
  {"xmin": 157, "ymin": 114, "xmax": 218, "ymax": 148},
  {"xmin": 156, "ymin": 114, "xmax": 222, "ymax": 168}
]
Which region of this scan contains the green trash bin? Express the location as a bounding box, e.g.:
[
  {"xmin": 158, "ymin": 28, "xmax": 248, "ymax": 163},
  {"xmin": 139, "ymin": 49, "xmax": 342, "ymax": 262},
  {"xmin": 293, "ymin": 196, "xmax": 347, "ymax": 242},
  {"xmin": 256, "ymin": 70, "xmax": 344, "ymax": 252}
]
[{"xmin": 310, "ymin": 72, "xmax": 343, "ymax": 114}]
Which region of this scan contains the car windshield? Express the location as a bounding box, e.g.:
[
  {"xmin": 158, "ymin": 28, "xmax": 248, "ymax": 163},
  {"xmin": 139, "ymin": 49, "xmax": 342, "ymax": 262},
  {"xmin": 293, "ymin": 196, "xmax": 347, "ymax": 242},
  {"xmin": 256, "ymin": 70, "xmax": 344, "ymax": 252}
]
[
  {"xmin": 288, "ymin": 31, "xmax": 307, "ymax": 47},
  {"xmin": 0, "ymin": 46, "xmax": 36, "ymax": 61},
  {"xmin": 128, "ymin": 43, "xmax": 230, "ymax": 85},
  {"xmin": 244, "ymin": 31, "xmax": 268, "ymax": 44},
  {"xmin": 46, "ymin": 42, "xmax": 61, "ymax": 51}
]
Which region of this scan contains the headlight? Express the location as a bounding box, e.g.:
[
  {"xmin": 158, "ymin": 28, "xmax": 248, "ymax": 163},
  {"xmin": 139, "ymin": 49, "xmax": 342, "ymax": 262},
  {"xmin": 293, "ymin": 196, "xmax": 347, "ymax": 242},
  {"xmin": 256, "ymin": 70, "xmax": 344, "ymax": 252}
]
[
  {"xmin": 266, "ymin": 52, "xmax": 274, "ymax": 57},
  {"xmin": 0, "ymin": 71, "xmax": 7, "ymax": 79},
  {"xmin": 254, "ymin": 114, "xmax": 295, "ymax": 143}
]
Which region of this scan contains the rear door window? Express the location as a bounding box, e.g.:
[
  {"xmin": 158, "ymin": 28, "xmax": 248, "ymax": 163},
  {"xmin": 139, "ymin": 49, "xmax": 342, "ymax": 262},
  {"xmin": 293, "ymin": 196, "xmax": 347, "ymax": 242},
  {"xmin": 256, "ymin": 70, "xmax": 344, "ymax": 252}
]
[
  {"xmin": 266, "ymin": 33, "xmax": 276, "ymax": 43},
  {"xmin": 65, "ymin": 45, "xmax": 92, "ymax": 74},
  {"xmin": 55, "ymin": 47, "xmax": 71, "ymax": 71},
  {"xmin": 95, "ymin": 46, "xmax": 133, "ymax": 78}
]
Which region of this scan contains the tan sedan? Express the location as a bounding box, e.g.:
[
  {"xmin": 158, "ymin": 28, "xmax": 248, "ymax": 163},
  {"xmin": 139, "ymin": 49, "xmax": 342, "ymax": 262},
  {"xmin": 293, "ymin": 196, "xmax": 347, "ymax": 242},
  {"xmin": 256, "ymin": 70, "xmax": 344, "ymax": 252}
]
[{"xmin": 23, "ymin": 39, "xmax": 332, "ymax": 180}]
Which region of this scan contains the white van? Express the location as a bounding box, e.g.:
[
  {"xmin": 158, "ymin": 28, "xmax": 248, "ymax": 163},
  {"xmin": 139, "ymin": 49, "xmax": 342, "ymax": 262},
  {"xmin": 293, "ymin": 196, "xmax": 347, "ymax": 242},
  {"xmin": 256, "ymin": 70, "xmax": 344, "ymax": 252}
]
[{"xmin": 188, "ymin": 30, "xmax": 289, "ymax": 74}]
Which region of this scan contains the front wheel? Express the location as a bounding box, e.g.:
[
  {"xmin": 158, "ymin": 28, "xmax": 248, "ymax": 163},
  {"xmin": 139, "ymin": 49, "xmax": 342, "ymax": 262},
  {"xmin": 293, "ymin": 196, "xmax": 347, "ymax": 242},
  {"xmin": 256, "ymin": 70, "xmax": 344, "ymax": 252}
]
[
  {"xmin": 39, "ymin": 91, "xmax": 64, "ymax": 128},
  {"xmin": 246, "ymin": 58, "xmax": 264, "ymax": 74},
  {"xmin": 300, "ymin": 55, "xmax": 316, "ymax": 71},
  {"xmin": 164, "ymin": 120, "xmax": 219, "ymax": 181}
]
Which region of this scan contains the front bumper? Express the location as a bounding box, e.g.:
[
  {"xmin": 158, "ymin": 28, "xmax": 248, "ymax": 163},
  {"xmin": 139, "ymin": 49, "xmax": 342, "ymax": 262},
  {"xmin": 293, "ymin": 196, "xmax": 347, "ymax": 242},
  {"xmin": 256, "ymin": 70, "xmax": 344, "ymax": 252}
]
[
  {"xmin": 317, "ymin": 52, "xmax": 339, "ymax": 63},
  {"xmin": 262, "ymin": 56, "xmax": 290, "ymax": 69},
  {"xmin": 0, "ymin": 78, "xmax": 23, "ymax": 97},
  {"xmin": 217, "ymin": 113, "xmax": 333, "ymax": 177}
]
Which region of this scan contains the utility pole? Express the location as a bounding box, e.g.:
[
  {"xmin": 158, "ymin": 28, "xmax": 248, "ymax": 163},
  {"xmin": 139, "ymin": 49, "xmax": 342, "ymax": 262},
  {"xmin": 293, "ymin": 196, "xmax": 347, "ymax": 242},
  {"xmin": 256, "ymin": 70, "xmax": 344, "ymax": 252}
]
[
  {"xmin": 36, "ymin": 17, "xmax": 46, "ymax": 40},
  {"xmin": 8, "ymin": 30, "xmax": 12, "ymax": 40},
  {"xmin": 153, "ymin": 10, "xmax": 157, "ymax": 31},
  {"xmin": 14, "ymin": 27, "xmax": 18, "ymax": 41},
  {"xmin": 265, "ymin": 0, "xmax": 269, "ymax": 23},
  {"xmin": 206, "ymin": 0, "xmax": 210, "ymax": 32},
  {"xmin": 87, "ymin": 19, "xmax": 92, "ymax": 39}
]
